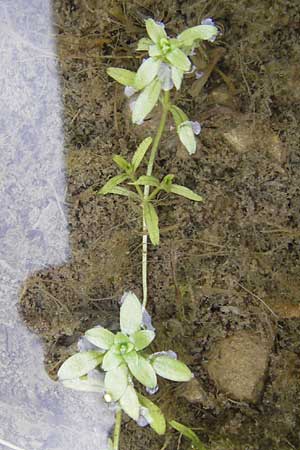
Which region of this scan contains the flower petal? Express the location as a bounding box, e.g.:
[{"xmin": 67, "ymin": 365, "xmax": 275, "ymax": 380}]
[
  {"xmin": 166, "ymin": 48, "xmax": 191, "ymax": 72},
  {"xmin": 120, "ymin": 292, "xmax": 143, "ymax": 335},
  {"xmin": 104, "ymin": 365, "xmax": 128, "ymax": 401},
  {"xmin": 132, "ymin": 78, "xmax": 161, "ymax": 124},
  {"xmin": 85, "ymin": 327, "xmax": 115, "ymax": 350},
  {"xmin": 135, "ymin": 57, "xmax": 161, "ymax": 90},
  {"xmin": 120, "ymin": 385, "xmax": 140, "ymax": 421},
  {"xmin": 145, "ymin": 18, "xmax": 167, "ymax": 43}
]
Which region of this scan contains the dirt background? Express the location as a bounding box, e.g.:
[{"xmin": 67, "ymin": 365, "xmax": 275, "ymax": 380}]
[{"xmin": 20, "ymin": 1, "xmax": 300, "ymax": 449}]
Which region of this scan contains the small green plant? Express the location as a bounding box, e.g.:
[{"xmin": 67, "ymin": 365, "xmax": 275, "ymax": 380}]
[
  {"xmin": 58, "ymin": 292, "xmax": 193, "ymax": 448},
  {"xmin": 169, "ymin": 420, "xmax": 207, "ymax": 450},
  {"xmin": 58, "ymin": 16, "xmax": 218, "ymax": 450}
]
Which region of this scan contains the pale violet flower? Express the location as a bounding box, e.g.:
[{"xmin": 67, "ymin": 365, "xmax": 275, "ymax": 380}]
[
  {"xmin": 178, "ymin": 120, "xmax": 201, "ymax": 155},
  {"xmin": 195, "ymin": 71, "xmax": 204, "ymax": 79},
  {"xmin": 124, "ymin": 86, "xmax": 137, "ymax": 97},
  {"xmin": 157, "ymin": 62, "xmax": 173, "ymax": 90}
]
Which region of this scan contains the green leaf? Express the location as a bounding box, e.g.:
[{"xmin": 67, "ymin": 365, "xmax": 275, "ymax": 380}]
[
  {"xmin": 169, "ymin": 420, "xmax": 207, "ymax": 450},
  {"xmin": 107, "ymin": 438, "xmax": 114, "ymax": 450},
  {"xmin": 131, "ymin": 330, "xmax": 155, "ymax": 351},
  {"xmin": 170, "ymin": 105, "xmax": 189, "ymax": 127},
  {"xmin": 149, "ymin": 44, "xmax": 161, "ymax": 57},
  {"xmin": 62, "ymin": 374, "xmax": 104, "ymax": 393},
  {"xmin": 134, "ymin": 57, "xmax": 161, "ymax": 90},
  {"xmin": 113, "ymin": 155, "xmax": 132, "ymax": 172},
  {"xmin": 114, "ymin": 332, "xmax": 130, "ymax": 345},
  {"xmin": 85, "ymin": 327, "xmax": 115, "ymax": 350},
  {"xmin": 120, "ymin": 385, "xmax": 140, "ymax": 421},
  {"xmin": 144, "ymin": 202, "xmax": 159, "ymax": 246},
  {"xmin": 134, "ymin": 176, "xmax": 160, "ymax": 187},
  {"xmin": 178, "ymin": 25, "xmax": 218, "ymax": 45},
  {"xmin": 145, "ymin": 18, "xmax": 167, "ymax": 43},
  {"xmin": 166, "ymin": 48, "xmax": 191, "ymax": 72},
  {"xmin": 120, "ymin": 292, "xmax": 143, "ymax": 335},
  {"xmin": 58, "ymin": 351, "xmax": 103, "ymax": 380},
  {"xmin": 132, "ymin": 78, "xmax": 162, "ymax": 124},
  {"xmin": 107, "ymin": 67, "xmax": 136, "ymax": 87},
  {"xmin": 171, "ymin": 66, "xmax": 184, "ymax": 90},
  {"xmin": 126, "ymin": 354, "xmax": 157, "ymax": 389},
  {"xmin": 106, "ymin": 186, "xmax": 139, "ymax": 200},
  {"xmin": 131, "ymin": 137, "xmax": 153, "ymax": 171},
  {"xmin": 169, "ymin": 184, "xmax": 203, "ymax": 202},
  {"xmin": 102, "ymin": 349, "xmax": 123, "ymax": 371},
  {"xmin": 104, "ymin": 364, "xmax": 128, "ymax": 401},
  {"xmin": 178, "ymin": 122, "xmax": 197, "ymax": 154},
  {"xmin": 136, "ymin": 37, "xmax": 153, "ymax": 51},
  {"xmin": 138, "ymin": 394, "xmax": 166, "ymax": 435},
  {"xmin": 99, "ymin": 173, "xmax": 128, "ymax": 195},
  {"xmin": 161, "ymin": 174, "xmax": 175, "ymax": 192},
  {"xmin": 151, "ymin": 356, "xmax": 193, "ymax": 382}
]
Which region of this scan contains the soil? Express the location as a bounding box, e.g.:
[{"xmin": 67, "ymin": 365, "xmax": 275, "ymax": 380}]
[{"xmin": 19, "ymin": 1, "xmax": 300, "ymax": 449}]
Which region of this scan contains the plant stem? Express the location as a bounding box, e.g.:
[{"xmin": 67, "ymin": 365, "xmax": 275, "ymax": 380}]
[
  {"xmin": 113, "ymin": 409, "xmax": 122, "ymax": 450},
  {"xmin": 142, "ymin": 90, "xmax": 170, "ymax": 308}
]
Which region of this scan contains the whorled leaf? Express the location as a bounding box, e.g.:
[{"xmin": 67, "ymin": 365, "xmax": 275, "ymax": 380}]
[
  {"xmin": 133, "ymin": 175, "xmax": 160, "ymax": 187},
  {"xmin": 132, "ymin": 78, "xmax": 161, "ymax": 124},
  {"xmin": 58, "ymin": 351, "xmax": 103, "ymax": 380},
  {"xmin": 166, "ymin": 48, "xmax": 191, "ymax": 72},
  {"xmin": 85, "ymin": 327, "xmax": 115, "ymax": 350},
  {"xmin": 104, "ymin": 364, "xmax": 128, "ymax": 401},
  {"xmin": 107, "ymin": 67, "xmax": 136, "ymax": 87},
  {"xmin": 144, "ymin": 202, "xmax": 159, "ymax": 246},
  {"xmin": 62, "ymin": 373, "xmax": 104, "ymax": 393},
  {"xmin": 120, "ymin": 384, "xmax": 140, "ymax": 421},
  {"xmin": 120, "ymin": 292, "xmax": 143, "ymax": 335},
  {"xmin": 177, "ymin": 24, "xmax": 218, "ymax": 46},
  {"xmin": 131, "ymin": 137, "xmax": 153, "ymax": 172},
  {"xmin": 134, "ymin": 57, "xmax": 161, "ymax": 90},
  {"xmin": 99, "ymin": 173, "xmax": 128, "ymax": 195},
  {"xmin": 136, "ymin": 37, "xmax": 152, "ymax": 51},
  {"xmin": 131, "ymin": 330, "xmax": 155, "ymax": 351},
  {"xmin": 170, "ymin": 105, "xmax": 189, "ymax": 127},
  {"xmin": 126, "ymin": 354, "xmax": 157, "ymax": 389},
  {"xmin": 169, "ymin": 184, "xmax": 203, "ymax": 202},
  {"xmin": 138, "ymin": 394, "xmax": 166, "ymax": 435},
  {"xmin": 171, "ymin": 66, "xmax": 184, "ymax": 90},
  {"xmin": 177, "ymin": 122, "xmax": 197, "ymax": 154},
  {"xmin": 145, "ymin": 18, "xmax": 167, "ymax": 44},
  {"xmin": 102, "ymin": 349, "xmax": 123, "ymax": 371},
  {"xmin": 151, "ymin": 355, "xmax": 193, "ymax": 382}
]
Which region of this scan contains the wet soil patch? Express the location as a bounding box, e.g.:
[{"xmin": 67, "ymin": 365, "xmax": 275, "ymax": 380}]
[{"xmin": 20, "ymin": 1, "xmax": 300, "ymax": 449}]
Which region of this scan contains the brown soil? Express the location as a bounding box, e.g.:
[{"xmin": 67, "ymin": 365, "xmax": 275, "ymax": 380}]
[{"xmin": 20, "ymin": 1, "xmax": 300, "ymax": 449}]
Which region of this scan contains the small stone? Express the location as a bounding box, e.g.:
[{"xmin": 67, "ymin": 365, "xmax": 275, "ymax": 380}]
[
  {"xmin": 206, "ymin": 331, "xmax": 272, "ymax": 403},
  {"xmin": 180, "ymin": 378, "xmax": 215, "ymax": 408}
]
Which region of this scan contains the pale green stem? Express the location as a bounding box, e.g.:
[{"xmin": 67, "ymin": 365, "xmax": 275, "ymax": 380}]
[
  {"xmin": 142, "ymin": 90, "xmax": 170, "ymax": 309},
  {"xmin": 113, "ymin": 409, "xmax": 122, "ymax": 450}
]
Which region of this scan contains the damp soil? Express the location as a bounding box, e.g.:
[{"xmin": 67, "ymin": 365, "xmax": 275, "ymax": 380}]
[{"xmin": 20, "ymin": 1, "xmax": 300, "ymax": 449}]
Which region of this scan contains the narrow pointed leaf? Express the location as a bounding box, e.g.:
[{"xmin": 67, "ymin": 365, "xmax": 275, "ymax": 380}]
[
  {"xmin": 58, "ymin": 351, "xmax": 103, "ymax": 380},
  {"xmin": 85, "ymin": 327, "xmax": 115, "ymax": 350},
  {"xmin": 132, "ymin": 78, "xmax": 161, "ymax": 124},
  {"xmin": 137, "ymin": 37, "xmax": 152, "ymax": 51},
  {"xmin": 178, "ymin": 122, "xmax": 197, "ymax": 154},
  {"xmin": 108, "ymin": 186, "xmax": 140, "ymax": 200},
  {"xmin": 102, "ymin": 349, "xmax": 123, "ymax": 371},
  {"xmin": 104, "ymin": 365, "xmax": 128, "ymax": 401},
  {"xmin": 138, "ymin": 394, "xmax": 166, "ymax": 435},
  {"xmin": 120, "ymin": 292, "xmax": 143, "ymax": 335},
  {"xmin": 131, "ymin": 330, "xmax": 155, "ymax": 351},
  {"xmin": 107, "ymin": 68, "xmax": 136, "ymax": 87},
  {"xmin": 166, "ymin": 48, "xmax": 191, "ymax": 72},
  {"xmin": 134, "ymin": 176, "xmax": 160, "ymax": 187},
  {"xmin": 169, "ymin": 420, "xmax": 207, "ymax": 450},
  {"xmin": 171, "ymin": 66, "xmax": 184, "ymax": 90},
  {"xmin": 144, "ymin": 202, "xmax": 159, "ymax": 246},
  {"xmin": 120, "ymin": 385, "xmax": 140, "ymax": 420},
  {"xmin": 145, "ymin": 18, "xmax": 167, "ymax": 43},
  {"xmin": 134, "ymin": 57, "xmax": 161, "ymax": 90},
  {"xmin": 178, "ymin": 25, "xmax": 218, "ymax": 45},
  {"xmin": 170, "ymin": 105, "xmax": 189, "ymax": 127},
  {"xmin": 127, "ymin": 354, "xmax": 157, "ymax": 388},
  {"xmin": 131, "ymin": 137, "xmax": 153, "ymax": 171},
  {"xmin": 151, "ymin": 356, "xmax": 193, "ymax": 382},
  {"xmin": 169, "ymin": 184, "xmax": 203, "ymax": 202},
  {"xmin": 113, "ymin": 155, "xmax": 132, "ymax": 172},
  {"xmin": 99, "ymin": 173, "xmax": 128, "ymax": 195}
]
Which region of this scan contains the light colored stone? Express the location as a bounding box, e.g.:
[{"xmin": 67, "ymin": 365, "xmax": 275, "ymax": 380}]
[{"xmin": 206, "ymin": 331, "xmax": 271, "ymax": 403}]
